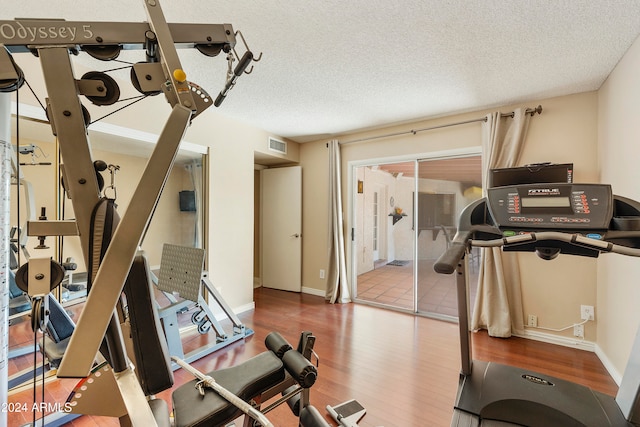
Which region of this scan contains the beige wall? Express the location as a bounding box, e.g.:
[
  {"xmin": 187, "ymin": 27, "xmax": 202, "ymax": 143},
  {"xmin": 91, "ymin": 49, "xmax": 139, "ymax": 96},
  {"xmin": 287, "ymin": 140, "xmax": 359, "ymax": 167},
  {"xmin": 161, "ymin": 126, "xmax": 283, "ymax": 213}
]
[
  {"xmin": 597, "ymin": 34, "xmax": 640, "ymax": 380},
  {"xmin": 300, "ymin": 91, "xmax": 600, "ymax": 343}
]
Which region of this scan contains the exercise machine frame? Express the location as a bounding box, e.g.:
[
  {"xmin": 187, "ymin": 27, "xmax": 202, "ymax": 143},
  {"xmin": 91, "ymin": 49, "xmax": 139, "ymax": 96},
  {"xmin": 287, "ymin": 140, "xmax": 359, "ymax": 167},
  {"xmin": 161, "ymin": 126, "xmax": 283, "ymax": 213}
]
[{"xmin": 0, "ymin": 1, "xmax": 254, "ymax": 425}]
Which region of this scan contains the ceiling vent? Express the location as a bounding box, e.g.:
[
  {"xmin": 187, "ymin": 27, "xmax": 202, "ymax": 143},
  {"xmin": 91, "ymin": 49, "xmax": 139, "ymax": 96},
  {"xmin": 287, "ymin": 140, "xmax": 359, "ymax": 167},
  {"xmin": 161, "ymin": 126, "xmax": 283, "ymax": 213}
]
[{"xmin": 268, "ymin": 137, "xmax": 287, "ymax": 154}]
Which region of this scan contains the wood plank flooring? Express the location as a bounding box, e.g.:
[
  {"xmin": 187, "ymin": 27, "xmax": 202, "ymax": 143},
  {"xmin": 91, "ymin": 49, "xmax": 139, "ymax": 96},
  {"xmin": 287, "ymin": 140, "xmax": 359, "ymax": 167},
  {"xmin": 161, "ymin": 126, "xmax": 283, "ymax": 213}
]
[{"xmin": 6, "ymin": 288, "xmax": 619, "ymax": 426}]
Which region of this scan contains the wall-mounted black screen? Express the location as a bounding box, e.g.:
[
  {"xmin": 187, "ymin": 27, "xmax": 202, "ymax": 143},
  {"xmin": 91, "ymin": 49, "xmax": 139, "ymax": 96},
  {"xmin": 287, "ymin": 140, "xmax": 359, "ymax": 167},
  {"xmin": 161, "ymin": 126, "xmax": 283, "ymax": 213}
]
[{"xmin": 179, "ymin": 190, "xmax": 196, "ymax": 212}]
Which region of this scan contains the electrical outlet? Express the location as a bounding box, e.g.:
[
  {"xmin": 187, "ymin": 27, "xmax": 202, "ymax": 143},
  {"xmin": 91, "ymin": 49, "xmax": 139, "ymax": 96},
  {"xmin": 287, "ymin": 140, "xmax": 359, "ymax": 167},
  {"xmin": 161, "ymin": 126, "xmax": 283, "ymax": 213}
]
[
  {"xmin": 581, "ymin": 305, "xmax": 595, "ymax": 321},
  {"xmin": 527, "ymin": 314, "xmax": 538, "ymax": 327},
  {"xmin": 574, "ymin": 324, "xmax": 584, "ymax": 338},
  {"xmin": 320, "ymin": 269, "xmax": 325, "ymax": 279}
]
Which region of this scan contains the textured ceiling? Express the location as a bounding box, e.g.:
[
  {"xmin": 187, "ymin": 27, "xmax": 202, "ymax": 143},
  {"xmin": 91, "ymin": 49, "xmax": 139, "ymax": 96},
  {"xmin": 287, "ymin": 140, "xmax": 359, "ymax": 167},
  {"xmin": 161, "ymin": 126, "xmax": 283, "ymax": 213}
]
[{"xmin": 3, "ymin": 1, "xmax": 640, "ymax": 143}]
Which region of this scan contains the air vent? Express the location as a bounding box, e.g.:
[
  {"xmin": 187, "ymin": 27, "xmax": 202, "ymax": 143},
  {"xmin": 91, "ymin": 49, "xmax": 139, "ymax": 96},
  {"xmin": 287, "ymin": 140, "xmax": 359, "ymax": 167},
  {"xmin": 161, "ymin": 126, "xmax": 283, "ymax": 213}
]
[{"xmin": 268, "ymin": 137, "xmax": 287, "ymax": 154}]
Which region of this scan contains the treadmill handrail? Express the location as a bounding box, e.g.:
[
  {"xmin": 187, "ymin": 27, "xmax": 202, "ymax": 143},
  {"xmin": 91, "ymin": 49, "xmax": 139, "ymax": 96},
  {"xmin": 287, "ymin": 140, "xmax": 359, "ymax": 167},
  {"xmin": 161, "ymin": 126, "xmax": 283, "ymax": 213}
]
[
  {"xmin": 435, "ymin": 230, "xmax": 640, "ymax": 274},
  {"xmin": 433, "ymin": 230, "xmax": 472, "ymax": 274},
  {"xmin": 469, "ymin": 231, "xmax": 640, "ymax": 256}
]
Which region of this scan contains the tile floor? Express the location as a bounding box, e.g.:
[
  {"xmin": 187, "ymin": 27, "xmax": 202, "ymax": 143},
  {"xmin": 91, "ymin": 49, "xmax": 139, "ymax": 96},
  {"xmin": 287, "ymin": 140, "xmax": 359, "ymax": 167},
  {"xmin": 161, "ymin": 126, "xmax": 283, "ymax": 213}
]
[{"xmin": 356, "ymin": 255, "xmax": 480, "ymax": 317}]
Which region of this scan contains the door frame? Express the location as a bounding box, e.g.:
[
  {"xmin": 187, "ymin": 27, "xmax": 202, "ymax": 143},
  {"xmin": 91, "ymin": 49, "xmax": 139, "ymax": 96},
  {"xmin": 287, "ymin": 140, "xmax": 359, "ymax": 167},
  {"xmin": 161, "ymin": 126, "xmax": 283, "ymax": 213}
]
[{"xmin": 347, "ymin": 146, "xmax": 481, "ymax": 309}]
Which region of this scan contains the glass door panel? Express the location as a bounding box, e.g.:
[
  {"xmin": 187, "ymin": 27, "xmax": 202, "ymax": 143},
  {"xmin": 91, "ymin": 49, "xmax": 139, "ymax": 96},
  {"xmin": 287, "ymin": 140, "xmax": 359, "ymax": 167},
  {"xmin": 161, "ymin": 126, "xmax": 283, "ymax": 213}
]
[
  {"xmin": 416, "ymin": 156, "xmax": 482, "ymax": 319},
  {"xmin": 354, "ymin": 162, "xmax": 415, "ymax": 311}
]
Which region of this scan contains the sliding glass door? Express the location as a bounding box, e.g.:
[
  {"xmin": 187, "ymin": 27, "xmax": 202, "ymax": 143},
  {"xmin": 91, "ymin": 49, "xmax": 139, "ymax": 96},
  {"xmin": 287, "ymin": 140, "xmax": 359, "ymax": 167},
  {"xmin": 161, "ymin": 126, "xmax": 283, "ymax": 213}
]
[{"xmin": 353, "ymin": 153, "xmax": 482, "ymax": 319}]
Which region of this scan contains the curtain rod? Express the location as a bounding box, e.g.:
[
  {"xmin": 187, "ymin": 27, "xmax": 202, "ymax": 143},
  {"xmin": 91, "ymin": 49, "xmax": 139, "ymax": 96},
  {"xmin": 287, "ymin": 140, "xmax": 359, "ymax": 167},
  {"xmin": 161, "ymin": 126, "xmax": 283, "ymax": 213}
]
[{"xmin": 339, "ymin": 105, "xmax": 543, "ymax": 145}]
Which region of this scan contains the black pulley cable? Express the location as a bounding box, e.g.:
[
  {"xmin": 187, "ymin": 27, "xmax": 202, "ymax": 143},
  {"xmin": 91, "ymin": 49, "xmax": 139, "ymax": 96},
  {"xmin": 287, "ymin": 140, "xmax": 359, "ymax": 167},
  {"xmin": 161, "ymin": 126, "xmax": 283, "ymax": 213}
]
[
  {"xmin": 30, "ymin": 297, "xmax": 48, "ymax": 427},
  {"xmin": 88, "ymin": 94, "xmax": 147, "ymax": 125},
  {"xmin": 33, "ymin": 320, "xmax": 37, "ymax": 426}
]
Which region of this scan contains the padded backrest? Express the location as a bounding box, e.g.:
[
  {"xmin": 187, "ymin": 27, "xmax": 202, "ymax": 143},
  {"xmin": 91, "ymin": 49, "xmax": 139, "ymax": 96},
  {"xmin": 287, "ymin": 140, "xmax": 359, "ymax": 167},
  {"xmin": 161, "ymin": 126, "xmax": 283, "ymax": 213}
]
[
  {"xmin": 88, "ymin": 197, "xmax": 120, "ymax": 290},
  {"xmin": 88, "ymin": 197, "xmax": 121, "ymax": 366},
  {"xmin": 46, "ymin": 294, "xmax": 75, "ymax": 342},
  {"xmin": 9, "ymin": 243, "xmax": 18, "ymax": 270},
  {"xmin": 123, "ymin": 253, "xmax": 174, "ymax": 395},
  {"xmin": 8, "ymin": 270, "xmax": 23, "ymax": 299}
]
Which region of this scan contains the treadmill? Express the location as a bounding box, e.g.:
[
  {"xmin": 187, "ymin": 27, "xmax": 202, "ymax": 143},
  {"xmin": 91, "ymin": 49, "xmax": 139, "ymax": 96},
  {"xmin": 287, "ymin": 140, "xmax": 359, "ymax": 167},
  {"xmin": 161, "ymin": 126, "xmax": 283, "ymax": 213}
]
[{"xmin": 434, "ymin": 182, "xmax": 640, "ymax": 427}]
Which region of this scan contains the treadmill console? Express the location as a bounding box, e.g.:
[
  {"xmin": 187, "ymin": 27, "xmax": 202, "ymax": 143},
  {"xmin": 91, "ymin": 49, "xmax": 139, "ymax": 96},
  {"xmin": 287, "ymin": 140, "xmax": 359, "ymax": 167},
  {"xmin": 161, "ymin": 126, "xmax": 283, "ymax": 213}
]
[{"xmin": 486, "ymin": 183, "xmax": 613, "ymax": 232}]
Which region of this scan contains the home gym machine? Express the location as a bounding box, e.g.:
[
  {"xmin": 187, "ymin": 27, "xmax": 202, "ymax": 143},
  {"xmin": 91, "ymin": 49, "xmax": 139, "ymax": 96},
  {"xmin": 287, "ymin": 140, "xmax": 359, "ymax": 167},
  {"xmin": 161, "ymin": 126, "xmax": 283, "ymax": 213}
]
[
  {"xmin": 435, "ymin": 182, "xmax": 640, "ymax": 426},
  {"xmin": 1, "ymin": 0, "xmax": 329, "ymax": 425},
  {"xmin": 154, "ymin": 243, "xmax": 254, "ymax": 368}
]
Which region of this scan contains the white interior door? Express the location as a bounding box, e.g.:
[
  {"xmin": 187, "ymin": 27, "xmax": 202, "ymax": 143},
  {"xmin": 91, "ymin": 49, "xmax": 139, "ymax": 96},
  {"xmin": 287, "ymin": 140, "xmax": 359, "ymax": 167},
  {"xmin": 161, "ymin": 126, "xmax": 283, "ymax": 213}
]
[{"xmin": 261, "ymin": 166, "xmax": 302, "ymax": 292}]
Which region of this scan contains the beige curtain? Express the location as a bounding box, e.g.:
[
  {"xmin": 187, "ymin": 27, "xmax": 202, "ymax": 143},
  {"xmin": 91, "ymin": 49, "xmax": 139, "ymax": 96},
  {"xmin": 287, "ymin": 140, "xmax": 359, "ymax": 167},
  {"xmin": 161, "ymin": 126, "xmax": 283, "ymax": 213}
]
[
  {"xmin": 471, "ymin": 108, "xmax": 531, "ymax": 337},
  {"xmin": 326, "ymin": 139, "xmax": 351, "ymax": 303}
]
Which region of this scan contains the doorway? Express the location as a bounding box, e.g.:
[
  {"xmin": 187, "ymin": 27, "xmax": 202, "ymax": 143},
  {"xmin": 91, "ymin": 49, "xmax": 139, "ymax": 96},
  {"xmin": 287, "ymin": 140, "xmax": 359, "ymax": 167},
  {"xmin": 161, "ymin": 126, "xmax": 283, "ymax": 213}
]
[
  {"xmin": 352, "ymin": 153, "xmax": 482, "ymax": 319},
  {"xmin": 253, "ymin": 155, "xmax": 302, "ymax": 292}
]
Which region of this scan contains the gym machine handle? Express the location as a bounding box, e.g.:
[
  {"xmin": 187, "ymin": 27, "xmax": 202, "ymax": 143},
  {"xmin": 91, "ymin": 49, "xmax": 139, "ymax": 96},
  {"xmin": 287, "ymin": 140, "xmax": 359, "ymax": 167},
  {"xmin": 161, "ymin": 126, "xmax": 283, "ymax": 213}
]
[
  {"xmin": 265, "ymin": 332, "xmax": 318, "ymax": 388},
  {"xmin": 265, "ymin": 331, "xmax": 293, "ymax": 357},
  {"xmin": 172, "ymin": 356, "xmax": 274, "ymax": 427},
  {"xmin": 434, "ymin": 230, "xmax": 473, "ymax": 274},
  {"xmin": 282, "ymin": 349, "xmax": 317, "ymax": 388},
  {"xmin": 214, "ymin": 50, "xmax": 254, "ymax": 107}
]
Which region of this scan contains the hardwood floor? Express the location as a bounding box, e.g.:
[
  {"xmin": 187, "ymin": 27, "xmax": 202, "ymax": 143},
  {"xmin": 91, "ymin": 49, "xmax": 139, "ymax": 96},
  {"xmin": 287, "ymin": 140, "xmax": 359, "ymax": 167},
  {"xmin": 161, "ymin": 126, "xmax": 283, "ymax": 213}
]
[{"xmin": 6, "ymin": 288, "xmax": 619, "ymax": 426}]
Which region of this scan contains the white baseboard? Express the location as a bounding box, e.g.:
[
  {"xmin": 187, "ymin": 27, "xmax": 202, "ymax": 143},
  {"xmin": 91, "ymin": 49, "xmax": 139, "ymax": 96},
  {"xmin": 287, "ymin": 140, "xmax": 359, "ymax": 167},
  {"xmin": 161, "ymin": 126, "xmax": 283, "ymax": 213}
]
[
  {"xmin": 302, "ymin": 286, "xmax": 326, "ymax": 297},
  {"xmin": 253, "ymin": 277, "xmax": 261, "ymax": 288},
  {"xmin": 207, "ymin": 302, "xmax": 255, "ymax": 322},
  {"xmin": 595, "ymin": 343, "xmax": 623, "ymax": 385},
  {"xmin": 517, "ymin": 328, "xmax": 596, "ymax": 352},
  {"xmin": 231, "ymin": 302, "xmax": 255, "ymax": 317}
]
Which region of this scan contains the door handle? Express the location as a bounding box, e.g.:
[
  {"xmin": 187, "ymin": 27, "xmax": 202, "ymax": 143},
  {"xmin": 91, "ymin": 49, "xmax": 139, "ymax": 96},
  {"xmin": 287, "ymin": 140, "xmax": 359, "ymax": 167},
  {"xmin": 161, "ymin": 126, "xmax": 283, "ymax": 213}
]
[{"xmin": 290, "ymin": 233, "xmax": 301, "ymax": 238}]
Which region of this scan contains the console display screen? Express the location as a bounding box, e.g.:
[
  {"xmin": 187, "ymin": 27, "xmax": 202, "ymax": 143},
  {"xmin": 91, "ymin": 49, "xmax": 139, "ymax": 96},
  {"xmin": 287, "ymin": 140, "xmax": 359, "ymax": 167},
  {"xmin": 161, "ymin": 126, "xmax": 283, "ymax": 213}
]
[{"xmin": 521, "ymin": 196, "xmax": 571, "ymax": 208}]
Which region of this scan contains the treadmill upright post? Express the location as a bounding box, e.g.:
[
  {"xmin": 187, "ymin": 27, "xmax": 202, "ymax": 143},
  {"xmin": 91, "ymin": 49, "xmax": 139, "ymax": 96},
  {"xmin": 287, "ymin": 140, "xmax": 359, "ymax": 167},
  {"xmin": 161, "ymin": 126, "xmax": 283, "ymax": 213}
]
[{"xmin": 455, "ymin": 254, "xmax": 472, "ymax": 376}]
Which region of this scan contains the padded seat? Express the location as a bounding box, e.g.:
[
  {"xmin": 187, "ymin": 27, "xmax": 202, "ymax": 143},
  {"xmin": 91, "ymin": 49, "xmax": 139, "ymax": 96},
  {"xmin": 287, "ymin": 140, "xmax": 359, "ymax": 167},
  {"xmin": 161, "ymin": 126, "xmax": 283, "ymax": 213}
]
[{"xmin": 172, "ymin": 351, "xmax": 285, "ymax": 427}]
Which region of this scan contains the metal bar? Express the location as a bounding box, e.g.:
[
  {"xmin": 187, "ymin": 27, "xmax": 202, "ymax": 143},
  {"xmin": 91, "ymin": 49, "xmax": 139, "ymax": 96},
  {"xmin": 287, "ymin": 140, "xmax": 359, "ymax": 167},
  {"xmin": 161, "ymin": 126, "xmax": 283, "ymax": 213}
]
[
  {"xmin": 341, "ymin": 105, "xmax": 543, "ymax": 145},
  {"xmin": 196, "ymin": 294, "xmax": 228, "ymax": 339},
  {"xmin": 113, "ymin": 367, "xmax": 158, "ymax": 427},
  {"xmin": 27, "ymin": 220, "xmax": 78, "ymax": 236},
  {"xmin": 160, "ymin": 309, "xmax": 186, "ymax": 359},
  {"xmin": 202, "ymin": 275, "xmax": 245, "ymax": 329},
  {"xmin": 172, "ymin": 356, "xmax": 274, "ymax": 427},
  {"xmin": 37, "ymin": 46, "xmax": 101, "ymax": 267},
  {"xmin": 58, "ymin": 104, "xmax": 192, "ymax": 378},
  {"xmin": 143, "ymin": 0, "xmax": 197, "ymax": 111},
  {"xmin": 0, "ymin": 91, "xmax": 11, "ymax": 427},
  {"xmin": 0, "ymin": 21, "xmax": 234, "ymax": 51},
  {"xmin": 456, "ymin": 254, "xmax": 472, "ymax": 376}
]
